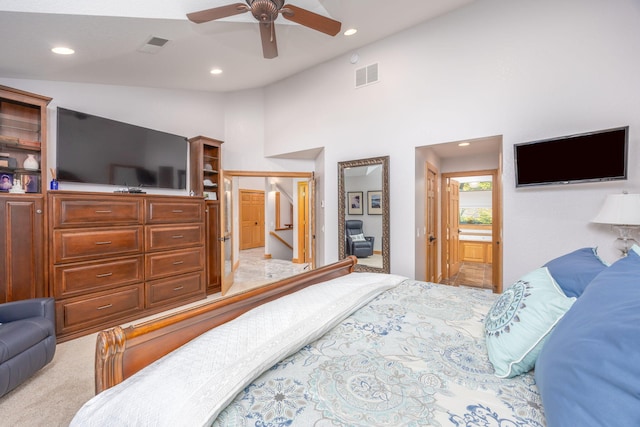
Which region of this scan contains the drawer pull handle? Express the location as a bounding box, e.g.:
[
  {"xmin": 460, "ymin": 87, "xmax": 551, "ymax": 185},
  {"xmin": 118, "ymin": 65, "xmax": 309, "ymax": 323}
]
[
  {"xmin": 95, "ymin": 241, "xmax": 112, "ymax": 245},
  {"xmin": 172, "ymin": 235, "xmax": 184, "ymax": 239},
  {"xmin": 173, "ymin": 286, "xmax": 184, "ymax": 291},
  {"xmin": 95, "ymin": 210, "xmax": 112, "ymax": 213},
  {"xmin": 96, "ymin": 272, "xmax": 113, "ymax": 278},
  {"xmin": 97, "ymin": 304, "xmax": 113, "ymax": 310},
  {"xmin": 172, "ymin": 210, "xmax": 184, "ymax": 213},
  {"xmin": 173, "ymin": 261, "xmax": 184, "ymax": 265}
]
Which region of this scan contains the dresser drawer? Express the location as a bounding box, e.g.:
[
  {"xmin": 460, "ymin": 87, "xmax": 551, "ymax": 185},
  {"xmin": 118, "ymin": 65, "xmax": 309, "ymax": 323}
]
[
  {"xmin": 145, "ymin": 271, "xmax": 205, "ymax": 309},
  {"xmin": 145, "ymin": 224, "xmax": 204, "ymax": 251},
  {"xmin": 52, "ymin": 226, "xmax": 143, "ymax": 263},
  {"xmin": 146, "ymin": 199, "xmax": 204, "ymax": 224},
  {"xmin": 53, "ymin": 256, "xmax": 144, "ymax": 298},
  {"xmin": 52, "ymin": 196, "xmax": 143, "ymax": 227},
  {"xmin": 55, "ymin": 284, "xmax": 145, "ymax": 335},
  {"xmin": 145, "ymin": 247, "xmax": 205, "ymax": 280}
]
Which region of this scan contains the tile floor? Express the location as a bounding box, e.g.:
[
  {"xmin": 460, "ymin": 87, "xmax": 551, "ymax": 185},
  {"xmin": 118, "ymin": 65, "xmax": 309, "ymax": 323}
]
[
  {"xmin": 439, "ymin": 262, "xmax": 493, "ymax": 290},
  {"xmin": 218, "ymin": 251, "xmax": 493, "ymax": 299},
  {"xmin": 225, "ymin": 247, "xmax": 310, "ymax": 294}
]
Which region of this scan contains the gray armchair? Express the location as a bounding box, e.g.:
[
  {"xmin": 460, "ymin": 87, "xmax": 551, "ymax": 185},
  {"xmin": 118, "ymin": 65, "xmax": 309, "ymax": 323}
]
[
  {"xmin": 345, "ymin": 220, "xmax": 375, "ymax": 258},
  {"xmin": 0, "ymin": 298, "xmax": 56, "ymax": 398}
]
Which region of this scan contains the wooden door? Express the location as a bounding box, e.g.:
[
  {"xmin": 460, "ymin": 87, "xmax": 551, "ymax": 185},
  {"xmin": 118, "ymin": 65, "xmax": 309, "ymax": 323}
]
[
  {"xmin": 240, "ymin": 190, "xmax": 264, "ymax": 250},
  {"xmin": 0, "ymin": 197, "xmax": 44, "ymax": 302},
  {"xmin": 205, "ymin": 200, "xmax": 221, "ymax": 294},
  {"xmin": 221, "ymin": 175, "xmax": 234, "ymax": 295},
  {"xmin": 425, "ymin": 164, "xmax": 438, "ymax": 282},
  {"xmin": 296, "ymin": 181, "xmax": 309, "ymax": 263},
  {"xmin": 308, "ymin": 178, "xmax": 316, "ymax": 269},
  {"xmin": 448, "ymin": 179, "xmax": 461, "ymax": 277}
]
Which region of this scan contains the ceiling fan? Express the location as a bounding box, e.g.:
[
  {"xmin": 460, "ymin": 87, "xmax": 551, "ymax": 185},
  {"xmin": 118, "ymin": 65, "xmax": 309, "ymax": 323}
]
[{"xmin": 187, "ymin": 0, "xmax": 342, "ymax": 59}]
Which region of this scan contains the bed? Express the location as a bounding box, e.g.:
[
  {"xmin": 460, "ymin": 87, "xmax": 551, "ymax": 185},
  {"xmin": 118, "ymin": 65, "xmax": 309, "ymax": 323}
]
[{"xmin": 72, "ymin": 248, "xmax": 640, "ymax": 426}]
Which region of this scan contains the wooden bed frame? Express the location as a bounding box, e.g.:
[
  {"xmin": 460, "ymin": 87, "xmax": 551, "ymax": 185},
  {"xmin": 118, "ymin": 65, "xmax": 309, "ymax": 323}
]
[{"xmin": 94, "ymin": 256, "xmax": 358, "ymax": 394}]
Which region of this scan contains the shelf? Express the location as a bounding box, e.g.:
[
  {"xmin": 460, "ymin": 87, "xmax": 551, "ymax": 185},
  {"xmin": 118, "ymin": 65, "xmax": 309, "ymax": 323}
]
[
  {"xmin": 0, "ymin": 167, "xmax": 40, "ymax": 175},
  {"xmin": 203, "ymin": 170, "xmax": 218, "ymax": 174},
  {"xmin": 0, "ymin": 112, "xmax": 41, "ymax": 133},
  {"xmin": 0, "ymin": 140, "xmax": 41, "ymax": 152}
]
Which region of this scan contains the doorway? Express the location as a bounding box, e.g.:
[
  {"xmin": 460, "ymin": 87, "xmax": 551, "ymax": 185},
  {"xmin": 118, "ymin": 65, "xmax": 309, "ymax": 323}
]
[
  {"xmin": 440, "ymin": 170, "xmax": 501, "ymax": 293},
  {"xmin": 221, "ymin": 170, "xmax": 315, "ymax": 294}
]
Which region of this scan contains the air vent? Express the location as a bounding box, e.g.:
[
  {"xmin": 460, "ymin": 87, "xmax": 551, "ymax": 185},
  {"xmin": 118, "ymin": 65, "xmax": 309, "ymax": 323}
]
[
  {"xmin": 137, "ymin": 36, "xmax": 170, "ymax": 54},
  {"xmin": 355, "ymin": 63, "xmax": 379, "ymax": 88}
]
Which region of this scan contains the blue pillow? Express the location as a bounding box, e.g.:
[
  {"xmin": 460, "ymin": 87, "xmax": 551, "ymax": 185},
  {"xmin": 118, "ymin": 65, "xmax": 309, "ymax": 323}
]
[
  {"xmin": 484, "ymin": 267, "xmax": 575, "ymax": 378},
  {"xmin": 544, "ymin": 247, "xmax": 608, "ymax": 297},
  {"xmin": 536, "ymin": 247, "xmax": 640, "ymax": 426}
]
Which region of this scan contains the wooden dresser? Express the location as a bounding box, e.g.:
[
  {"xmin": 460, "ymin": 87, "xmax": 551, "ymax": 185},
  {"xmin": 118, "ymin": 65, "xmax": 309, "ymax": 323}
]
[{"xmin": 49, "ymin": 191, "xmax": 206, "ymax": 341}]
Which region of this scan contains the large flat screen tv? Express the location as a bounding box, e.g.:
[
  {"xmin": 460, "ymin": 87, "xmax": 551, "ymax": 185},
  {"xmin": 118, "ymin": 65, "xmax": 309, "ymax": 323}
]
[
  {"xmin": 56, "ymin": 107, "xmax": 188, "ymax": 190},
  {"xmin": 514, "ymin": 126, "xmax": 628, "ymax": 187}
]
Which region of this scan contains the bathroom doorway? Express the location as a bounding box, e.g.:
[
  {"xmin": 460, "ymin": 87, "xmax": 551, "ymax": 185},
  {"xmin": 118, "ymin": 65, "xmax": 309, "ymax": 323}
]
[{"xmin": 440, "ymin": 169, "xmax": 502, "ymax": 293}]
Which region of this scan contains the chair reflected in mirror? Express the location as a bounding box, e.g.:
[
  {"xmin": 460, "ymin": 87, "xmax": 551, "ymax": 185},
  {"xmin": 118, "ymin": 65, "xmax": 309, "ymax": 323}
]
[{"xmin": 345, "ymin": 220, "xmax": 374, "ymax": 258}]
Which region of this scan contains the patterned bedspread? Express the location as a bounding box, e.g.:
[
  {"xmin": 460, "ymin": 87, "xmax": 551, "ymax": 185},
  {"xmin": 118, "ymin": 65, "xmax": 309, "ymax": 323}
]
[{"xmin": 213, "ymin": 280, "xmax": 546, "ymax": 426}]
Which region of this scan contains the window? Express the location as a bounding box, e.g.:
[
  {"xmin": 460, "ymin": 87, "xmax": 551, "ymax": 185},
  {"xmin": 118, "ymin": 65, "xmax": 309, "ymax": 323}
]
[{"xmin": 460, "ymin": 207, "xmax": 492, "ymax": 225}]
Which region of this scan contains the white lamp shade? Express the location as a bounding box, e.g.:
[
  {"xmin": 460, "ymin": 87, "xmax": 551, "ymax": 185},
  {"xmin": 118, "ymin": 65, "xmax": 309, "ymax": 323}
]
[{"xmin": 592, "ymin": 193, "xmax": 640, "ymax": 225}]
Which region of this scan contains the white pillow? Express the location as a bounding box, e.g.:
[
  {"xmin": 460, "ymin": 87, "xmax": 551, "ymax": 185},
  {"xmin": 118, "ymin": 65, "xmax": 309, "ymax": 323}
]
[
  {"xmin": 350, "ymin": 233, "xmax": 366, "ymax": 242},
  {"xmin": 485, "ymin": 267, "xmax": 576, "ymax": 378}
]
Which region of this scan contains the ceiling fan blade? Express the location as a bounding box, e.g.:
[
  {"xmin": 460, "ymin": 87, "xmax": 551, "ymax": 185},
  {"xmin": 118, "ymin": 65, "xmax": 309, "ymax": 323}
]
[
  {"xmin": 259, "ymin": 22, "xmax": 278, "ymax": 59},
  {"xmin": 187, "ymin": 3, "xmax": 249, "ymax": 24},
  {"xmin": 281, "ymin": 4, "xmax": 341, "ymax": 36}
]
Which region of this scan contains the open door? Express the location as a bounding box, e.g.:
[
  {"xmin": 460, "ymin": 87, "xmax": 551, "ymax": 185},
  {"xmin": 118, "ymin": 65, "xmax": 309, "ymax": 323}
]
[
  {"xmin": 448, "ymin": 178, "xmax": 461, "ymax": 277},
  {"xmin": 220, "ymin": 174, "xmax": 234, "ymax": 295},
  {"xmin": 296, "ymin": 181, "xmax": 310, "ymax": 264},
  {"xmin": 308, "ymin": 177, "xmax": 316, "ymax": 269},
  {"xmin": 425, "ymin": 163, "xmax": 439, "ymax": 282}
]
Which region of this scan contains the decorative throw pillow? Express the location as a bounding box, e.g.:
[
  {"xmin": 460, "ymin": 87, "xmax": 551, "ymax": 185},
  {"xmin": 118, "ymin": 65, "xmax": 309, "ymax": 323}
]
[
  {"xmin": 484, "ymin": 267, "xmax": 576, "ymax": 378},
  {"xmin": 543, "ymin": 247, "xmax": 608, "ymax": 297},
  {"xmin": 536, "ymin": 246, "xmax": 640, "ymax": 426},
  {"xmin": 350, "ymin": 233, "xmax": 366, "ymax": 242}
]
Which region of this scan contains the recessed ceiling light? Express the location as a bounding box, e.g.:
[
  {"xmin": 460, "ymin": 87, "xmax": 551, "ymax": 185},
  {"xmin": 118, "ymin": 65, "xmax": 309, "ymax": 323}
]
[
  {"xmin": 344, "ymin": 28, "xmax": 357, "ymax": 36},
  {"xmin": 458, "ymin": 142, "xmax": 470, "ymax": 147},
  {"xmin": 210, "ymin": 68, "xmax": 223, "ymax": 75},
  {"xmin": 52, "ymin": 47, "xmax": 75, "ymax": 55}
]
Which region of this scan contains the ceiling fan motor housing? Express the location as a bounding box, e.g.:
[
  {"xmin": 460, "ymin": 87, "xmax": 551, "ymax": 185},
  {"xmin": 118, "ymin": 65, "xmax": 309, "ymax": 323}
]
[{"xmin": 246, "ymin": 0, "xmax": 285, "ymax": 22}]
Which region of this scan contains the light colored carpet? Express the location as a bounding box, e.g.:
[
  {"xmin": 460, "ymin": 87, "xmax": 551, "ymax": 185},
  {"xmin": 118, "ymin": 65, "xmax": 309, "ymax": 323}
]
[{"xmin": 0, "ymin": 332, "xmax": 96, "ymax": 426}]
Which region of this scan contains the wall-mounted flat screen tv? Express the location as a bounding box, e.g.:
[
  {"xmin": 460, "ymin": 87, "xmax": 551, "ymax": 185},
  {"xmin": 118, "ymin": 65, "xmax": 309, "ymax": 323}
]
[
  {"xmin": 514, "ymin": 126, "xmax": 628, "ymax": 187},
  {"xmin": 56, "ymin": 107, "xmax": 188, "ymax": 190}
]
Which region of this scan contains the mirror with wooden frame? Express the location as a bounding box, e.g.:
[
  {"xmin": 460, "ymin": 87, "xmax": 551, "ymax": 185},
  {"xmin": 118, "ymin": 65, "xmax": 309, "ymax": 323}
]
[{"xmin": 338, "ymin": 156, "xmax": 390, "ymax": 273}]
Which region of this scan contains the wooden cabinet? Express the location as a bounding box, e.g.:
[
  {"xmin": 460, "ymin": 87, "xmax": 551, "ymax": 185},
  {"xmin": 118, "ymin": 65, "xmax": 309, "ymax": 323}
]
[
  {"xmin": 189, "ymin": 136, "xmax": 223, "ymax": 294},
  {"xmin": 189, "ymin": 136, "xmax": 222, "ymax": 200},
  {"xmin": 0, "ymin": 85, "xmax": 51, "ymax": 194},
  {"xmin": 459, "ymin": 241, "xmax": 493, "ymax": 264},
  {"xmin": 144, "ymin": 197, "xmax": 205, "ymax": 310},
  {"xmin": 50, "ymin": 192, "xmax": 206, "ymax": 341},
  {"xmin": 0, "ymin": 85, "xmax": 51, "ymax": 303},
  {"xmin": 0, "ymin": 198, "xmax": 45, "ymax": 302}
]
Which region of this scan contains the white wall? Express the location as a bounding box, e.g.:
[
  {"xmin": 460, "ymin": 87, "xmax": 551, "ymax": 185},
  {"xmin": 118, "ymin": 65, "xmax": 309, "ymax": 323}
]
[{"xmin": 261, "ymin": 0, "xmax": 640, "ymax": 283}]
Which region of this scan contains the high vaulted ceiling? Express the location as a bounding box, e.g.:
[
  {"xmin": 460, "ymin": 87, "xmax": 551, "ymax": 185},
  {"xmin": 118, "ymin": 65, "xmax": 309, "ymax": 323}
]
[{"xmin": 0, "ymin": 0, "xmax": 474, "ymax": 92}]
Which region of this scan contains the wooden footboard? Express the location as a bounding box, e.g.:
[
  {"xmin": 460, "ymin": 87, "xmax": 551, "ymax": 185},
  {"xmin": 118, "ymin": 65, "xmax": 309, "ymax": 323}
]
[{"xmin": 94, "ymin": 256, "xmax": 357, "ymax": 394}]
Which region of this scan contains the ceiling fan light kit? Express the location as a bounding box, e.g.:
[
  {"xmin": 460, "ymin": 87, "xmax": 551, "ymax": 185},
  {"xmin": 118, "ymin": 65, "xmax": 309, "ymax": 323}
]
[{"xmin": 187, "ymin": 0, "xmax": 342, "ymax": 59}]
